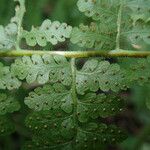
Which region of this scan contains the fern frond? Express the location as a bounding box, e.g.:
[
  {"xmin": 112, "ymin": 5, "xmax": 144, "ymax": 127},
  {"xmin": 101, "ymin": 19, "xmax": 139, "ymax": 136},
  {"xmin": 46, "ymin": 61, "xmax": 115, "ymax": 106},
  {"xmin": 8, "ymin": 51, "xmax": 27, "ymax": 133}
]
[
  {"xmin": 11, "ymin": 54, "xmax": 72, "ymax": 85},
  {"xmin": 122, "ymin": 0, "xmax": 150, "ymax": 50},
  {"xmin": 0, "ymin": 92, "xmax": 20, "ymax": 115},
  {"xmin": 24, "ymin": 110, "xmax": 126, "ymax": 150},
  {"xmin": 77, "ymin": 0, "xmax": 119, "ymax": 21},
  {"xmin": 0, "ymin": 0, "xmax": 149, "ymax": 149},
  {"xmin": 22, "ymin": 20, "xmax": 72, "ymax": 47},
  {"xmin": 121, "ymin": 57, "xmax": 150, "ymax": 85},
  {"xmin": 71, "ymin": 0, "xmax": 119, "ymax": 50},
  {"xmin": 0, "ymin": 23, "xmax": 18, "ymax": 49},
  {"xmin": 78, "ymin": 93, "xmax": 124, "ymax": 122},
  {"xmin": 25, "ymin": 84, "xmax": 124, "ymax": 119},
  {"xmin": 75, "ymin": 0, "xmax": 150, "ymax": 50},
  {"xmin": 24, "ymin": 84, "xmax": 72, "ymax": 112},
  {"xmin": 24, "ymin": 72, "xmax": 126, "ymax": 149},
  {"xmin": 70, "ymin": 23, "xmax": 116, "ymax": 50},
  {"xmin": 126, "ymin": 0, "xmax": 150, "ymax": 24},
  {"xmin": 0, "ymin": 0, "xmax": 25, "ymax": 50},
  {"xmin": 76, "ymin": 59, "xmax": 127, "ymax": 95},
  {"xmin": 0, "ymin": 62, "xmax": 21, "ymax": 90},
  {"xmin": 0, "ymin": 116, "xmax": 15, "ymax": 136}
]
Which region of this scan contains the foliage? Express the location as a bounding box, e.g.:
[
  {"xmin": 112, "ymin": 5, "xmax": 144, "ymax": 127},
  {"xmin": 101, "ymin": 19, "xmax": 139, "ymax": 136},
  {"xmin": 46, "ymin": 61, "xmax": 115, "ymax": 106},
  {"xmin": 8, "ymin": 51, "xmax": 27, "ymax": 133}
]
[
  {"xmin": 22, "ymin": 20, "xmax": 72, "ymax": 46},
  {"xmin": 71, "ymin": 0, "xmax": 150, "ymax": 51},
  {"xmin": 11, "ymin": 54, "xmax": 72, "ymax": 85},
  {"xmin": 0, "ymin": 62, "xmax": 21, "ymax": 90},
  {"xmin": 23, "ymin": 82, "xmax": 126, "ymax": 149},
  {"xmin": 0, "ymin": 0, "xmax": 150, "ymax": 150},
  {"xmin": 0, "ymin": 116, "xmax": 15, "ymax": 136},
  {"xmin": 0, "ymin": 92, "xmax": 20, "ymax": 115}
]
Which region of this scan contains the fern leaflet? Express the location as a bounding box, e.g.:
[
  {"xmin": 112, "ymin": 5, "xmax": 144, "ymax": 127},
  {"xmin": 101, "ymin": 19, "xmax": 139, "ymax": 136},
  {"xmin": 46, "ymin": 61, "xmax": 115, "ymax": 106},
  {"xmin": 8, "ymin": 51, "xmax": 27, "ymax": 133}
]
[
  {"xmin": 0, "ymin": 62, "xmax": 21, "ymax": 90},
  {"xmin": 22, "ymin": 20, "xmax": 72, "ymax": 47},
  {"xmin": 23, "ymin": 58, "xmax": 127, "ymax": 149},
  {"xmin": 71, "ymin": 0, "xmax": 150, "ymax": 51},
  {"xmin": 0, "ymin": 92, "xmax": 20, "ymax": 115},
  {"xmin": 11, "ymin": 55, "xmax": 72, "ymax": 85}
]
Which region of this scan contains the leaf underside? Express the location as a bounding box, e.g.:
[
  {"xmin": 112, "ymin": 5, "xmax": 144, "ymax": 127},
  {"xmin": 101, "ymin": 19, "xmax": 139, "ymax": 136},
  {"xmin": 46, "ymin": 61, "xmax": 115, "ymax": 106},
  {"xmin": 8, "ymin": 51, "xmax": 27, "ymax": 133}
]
[
  {"xmin": 22, "ymin": 56, "xmax": 128, "ymax": 149},
  {"xmin": 24, "ymin": 83, "xmax": 126, "ymax": 149},
  {"xmin": 0, "ymin": 0, "xmax": 150, "ymax": 149},
  {"xmin": 71, "ymin": 0, "xmax": 150, "ymax": 51},
  {"xmin": 22, "ymin": 20, "xmax": 72, "ymax": 47}
]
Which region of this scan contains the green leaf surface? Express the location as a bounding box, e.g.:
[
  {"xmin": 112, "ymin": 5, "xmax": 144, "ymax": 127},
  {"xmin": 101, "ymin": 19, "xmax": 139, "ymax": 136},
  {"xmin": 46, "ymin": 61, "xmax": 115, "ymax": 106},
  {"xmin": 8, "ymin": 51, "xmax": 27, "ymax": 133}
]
[
  {"xmin": 0, "ymin": 92, "xmax": 20, "ymax": 115},
  {"xmin": 25, "ymin": 83, "xmax": 124, "ymax": 119},
  {"xmin": 71, "ymin": 23, "xmax": 116, "ymax": 50},
  {"xmin": 75, "ymin": 0, "xmax": 150, "ymax": 50},
  {"xmin": 120, "ymin": 57, "xmax": 150, "ymax": 86},
  {"xmin": 24, "ymin": 79, "xmax": 126, "ymax": 149},
  {"xmin": 0, "ymin": 62, "xmax": 21, "ymax": 90},
  {"xmin": 0, "ymin": 0, "xmax": 25, "ymax": 50},
  {"xmin": 0, "ymin": 23, "xmax": 17, "ymax": 49},
  {"xmin": 0, "ymin": 116, "xmax": 15, "ymax": 136},
  {"xmin": 25, "ymin": 84, "xmax": 72, "ymax": 112},
  {"xmin": 24, "ymin": 110, "xmax": 127, "ymax": 150},
  {"xmin": 77, "ymin": 0, "xmax": 119, "ymax": 21},
  {"xmin": 11, "ymin": 54, "xmax": 72, "ymax": 85},
  {"xmin": 126, "ymin": 0, "xmax": 150, "ymax": 23},
  {"xmin": 76, "ymin": 59, "xmax": 127, "ymax": 95},
  {"xmin": 22, "ymin": 19, "xmax": 72, "ymax": 46}
]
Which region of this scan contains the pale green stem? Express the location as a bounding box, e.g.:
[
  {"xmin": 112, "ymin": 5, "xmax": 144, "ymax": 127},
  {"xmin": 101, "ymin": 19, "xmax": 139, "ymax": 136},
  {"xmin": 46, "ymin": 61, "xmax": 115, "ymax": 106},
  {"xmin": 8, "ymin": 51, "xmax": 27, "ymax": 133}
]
[
  {"xmin": 15, "ymin": 0, "xmax": 26, "ymax": 50},
  {"xmin": 71, "ymin": 58, "xmax": 78, "ymax": 128},
  {"xmin": 116, "ymin": 0, "xmax": 123, "ymax": 50},
  {"xmin": 0, "ymin": 49, "xmax": 150, "ymax": 58}
]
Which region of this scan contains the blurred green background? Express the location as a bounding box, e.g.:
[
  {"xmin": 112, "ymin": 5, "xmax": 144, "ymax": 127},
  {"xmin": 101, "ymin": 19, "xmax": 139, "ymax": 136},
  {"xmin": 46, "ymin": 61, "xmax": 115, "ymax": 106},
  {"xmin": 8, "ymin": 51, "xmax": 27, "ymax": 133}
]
[{"xmin": 0, "ymin": 0, "xmax": 150, "ymax": 150}]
